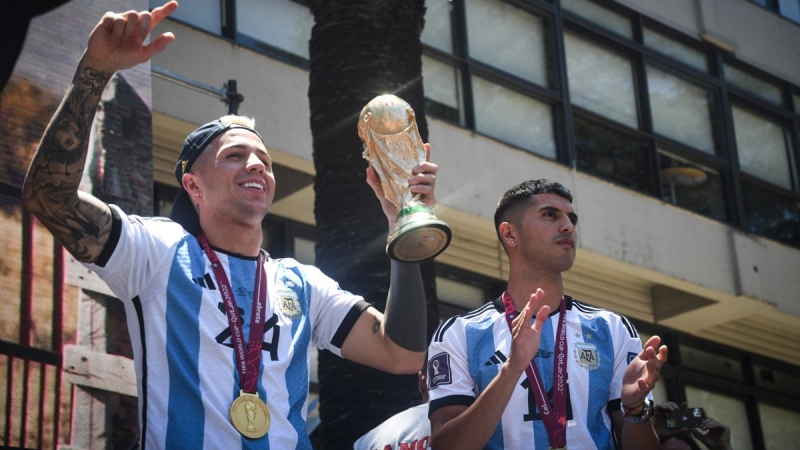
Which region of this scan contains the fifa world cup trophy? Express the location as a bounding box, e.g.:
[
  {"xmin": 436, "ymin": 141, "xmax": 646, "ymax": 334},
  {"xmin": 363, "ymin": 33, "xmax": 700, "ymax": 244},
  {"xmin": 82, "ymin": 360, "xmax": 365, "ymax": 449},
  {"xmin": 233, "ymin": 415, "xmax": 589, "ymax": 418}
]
[{"xmin": 358, "ymin": 94, "xmax": 452, "ymax": 262}]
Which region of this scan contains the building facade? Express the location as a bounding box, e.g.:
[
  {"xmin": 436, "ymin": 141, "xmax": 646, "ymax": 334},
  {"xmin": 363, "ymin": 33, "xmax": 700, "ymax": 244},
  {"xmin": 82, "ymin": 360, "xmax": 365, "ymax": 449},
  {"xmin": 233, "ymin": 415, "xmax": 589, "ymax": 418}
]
[{"xmin": 1, "ymin": 0, "xmax": 798, "ymax": 448}]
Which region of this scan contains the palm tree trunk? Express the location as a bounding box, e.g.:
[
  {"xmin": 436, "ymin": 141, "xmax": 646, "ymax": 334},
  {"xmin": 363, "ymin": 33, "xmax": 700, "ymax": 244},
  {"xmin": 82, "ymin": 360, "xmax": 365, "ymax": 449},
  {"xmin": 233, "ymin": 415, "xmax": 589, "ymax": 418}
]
[{"xmin": 308, "ymin": 1, "xmax": 438, "ymax": 448}]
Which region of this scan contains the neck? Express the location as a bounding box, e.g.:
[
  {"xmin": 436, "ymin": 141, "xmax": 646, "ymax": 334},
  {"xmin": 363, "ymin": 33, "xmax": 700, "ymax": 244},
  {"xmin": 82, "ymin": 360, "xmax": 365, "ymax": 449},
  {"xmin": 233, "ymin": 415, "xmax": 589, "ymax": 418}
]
[
  {"xmin": 199, "ymin": 220, "xmax": 263, "ymax": 257},
  {"xmin": 506, "ymin": 270, "xmax": 564, "ymax": 313}
]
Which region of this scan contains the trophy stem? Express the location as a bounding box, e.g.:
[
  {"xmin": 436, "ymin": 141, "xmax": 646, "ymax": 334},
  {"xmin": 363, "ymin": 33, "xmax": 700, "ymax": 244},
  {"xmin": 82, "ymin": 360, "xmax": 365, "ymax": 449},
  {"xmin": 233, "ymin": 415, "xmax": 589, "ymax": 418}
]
[{"xmin": 386, "ymin": 205, "xmax": 452, "ymax": 263}]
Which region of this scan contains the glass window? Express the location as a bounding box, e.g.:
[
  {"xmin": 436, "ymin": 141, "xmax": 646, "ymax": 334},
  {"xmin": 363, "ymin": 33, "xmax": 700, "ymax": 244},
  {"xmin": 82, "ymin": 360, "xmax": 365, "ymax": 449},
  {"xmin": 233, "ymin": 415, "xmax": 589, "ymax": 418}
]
[
  {"xmin": 472, "ymin": 76, "xmax": 556, "ymax": 158},
  {"xmin": 741, "ymin": 180, "xmax": 800, "ymax": 246},
  {"xmin": 732, "ymin": 105, "xmax": 794, "ymax": 191},
  {"xmin": 422, "ymin": 55, "xmax": 464, "ymax": 125},
  {"xmin": 573, "ymin": 116, "xmax": 652, "ymax": 193},
  {"xmin": 779, "ymin": 0, "xmax": 800, "ymax": 23},
  {"xmin": 421, "ymin": 0, "xmax": 453, "ymax": 53},
  {"xmin": 561, "ymin": 0, "xmax": 632, "ymax": 38},
  {"xmin": 152, "ymin": 0, "xmax": 221, "ymax": 35},
  {"xmin": 658, "ymin": 153, "xmax": 726, "ymax": 221},
  {"xmin": 565, "ymin": 33, "xmax": 638, "ymax": 129},
  {"xmin": 725, "ymin": 64, "xmax": 783, "ymax": 106},
  {"xmin": 793, "ymin": 92, "xmax": 800, "ymax": 113},
  {"xmin": 647, "ymin": 66, "xmax": 717, "ymax": 155},
  {"xmin": 237, "ymin": 0, "xmax": 314, "ymax": 59},
  {"xmin": 753, "ymin": 365, "xmax": 800, "ymax": 397},
  {"xmin": 643, "ymin": 27, "xmax": 708, "ymax": 72},
  {"xmin": 685, "ymin": 386, "xmax": 753, "ymax": 450},
  {"xmin": 759, "ymin": 402, "xmax": 800, "ymax": 448},
  {"xmin": 679, "ymin": 344, "xmax": 743, "ymax": 381},
  {"xmin": 465, "ymin": 0, "xmax": 548, "ymax": 87}
]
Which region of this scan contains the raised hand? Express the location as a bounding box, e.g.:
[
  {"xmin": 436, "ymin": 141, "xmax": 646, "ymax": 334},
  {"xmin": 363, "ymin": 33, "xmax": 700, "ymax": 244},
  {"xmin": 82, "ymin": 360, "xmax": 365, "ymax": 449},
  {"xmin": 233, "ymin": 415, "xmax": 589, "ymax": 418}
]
[
  {"xmin": 621, "ymin": 335, "xmax": 668, "ymax": 411},
  {"xmin": 507, "ymin": 289, "xmax": 550, "ymax": 374},
  {"xmin": 84, "ymin": 1, "xmax": 178, "ymax": 74}
]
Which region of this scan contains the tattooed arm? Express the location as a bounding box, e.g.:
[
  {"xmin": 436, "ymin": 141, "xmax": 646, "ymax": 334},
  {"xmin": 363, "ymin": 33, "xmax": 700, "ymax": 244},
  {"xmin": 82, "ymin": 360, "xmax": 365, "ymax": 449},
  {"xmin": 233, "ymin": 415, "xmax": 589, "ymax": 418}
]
[{"xmin": 22, "ymin": 2, "xmax": 177, "ymax": 263}]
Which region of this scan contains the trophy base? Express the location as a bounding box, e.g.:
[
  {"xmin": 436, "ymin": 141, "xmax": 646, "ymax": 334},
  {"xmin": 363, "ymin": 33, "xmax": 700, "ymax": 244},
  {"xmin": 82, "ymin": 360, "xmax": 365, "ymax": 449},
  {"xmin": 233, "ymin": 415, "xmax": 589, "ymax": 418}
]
[{"xmin": 387, "ymin": 210, "xmax": 452, "ymax": 263}]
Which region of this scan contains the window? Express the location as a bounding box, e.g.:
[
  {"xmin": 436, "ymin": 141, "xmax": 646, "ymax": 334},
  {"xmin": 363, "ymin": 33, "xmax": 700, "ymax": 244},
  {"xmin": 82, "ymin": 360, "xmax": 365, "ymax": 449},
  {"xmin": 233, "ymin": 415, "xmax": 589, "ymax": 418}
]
[
  {"xmin": 778, "ymin": 0, "xmax": 800, "ymax": 23},
  {"xmin": 422, "ymin": 55, "xmax": 464, "ymax": 125},
  {"xmin": 725, "ymin": 64, "xmax": 783, "ymax": 106},
  {"xmin": 658, "ymin": 153, "xmax": 726, "ymax": 221},
  {"xmin": 236, "ymin": 0, "xmax": 314, "ymax": 59},
  {"xmin": 465, "ymin": 0, "xmax": 549, "ymax": 87},
  {"xmin": 732, "ymin": 105, "xmax": 795, "ymax": 191},
  {"xmin": 740, "ymin": 180, "xmax": 800, "ymax": 245},
  {"xmin": 561, "ymin": 0, "xmax": 632, "ymax": 38},
  {"xmin": 472, "ymin": 76, "xmax": 555, "ymax": 158},
  {"xmin": 643, "ymin": 27, "xmax": 708, "ymax": 72},
  {"xmin": 679, "ymin": 344, "xmax": 744, "ymax": 381},
  {"xmin": 759, "ymin": 402, "xmax": 800, "ymax": 448},
  {"xmin": 573, "ymin": 116, "xmax": 651, "ymax": 193},
  {"xmin": 647, "ymin": 66, "xmax": 717, "ymax": 155},
  {"xmin": 685, "ymin": 386, "xmax": 753, "ymax": 450},
  {"xmin": 421, "ymin": 0, "xmax": 453, "ymax": 53},
  {"xmin": 151, "ymin": 0, "xmax": 221, "ymax": 34},
  {"xmin": 565, "ymin": 33, "xmax": 638, "ymax": 129}
]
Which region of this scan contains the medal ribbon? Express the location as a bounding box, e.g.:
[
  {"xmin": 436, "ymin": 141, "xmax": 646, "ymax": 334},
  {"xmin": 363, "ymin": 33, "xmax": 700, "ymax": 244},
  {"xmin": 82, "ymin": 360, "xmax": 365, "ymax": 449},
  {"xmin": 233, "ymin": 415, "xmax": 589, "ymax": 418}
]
[
  {"xmin": 197, "ymin": 232, "xmax": 267, "ymax": 395},
  {"xmin": 502, "ymin": 292, "xmax": 568, "ymax": 449}
]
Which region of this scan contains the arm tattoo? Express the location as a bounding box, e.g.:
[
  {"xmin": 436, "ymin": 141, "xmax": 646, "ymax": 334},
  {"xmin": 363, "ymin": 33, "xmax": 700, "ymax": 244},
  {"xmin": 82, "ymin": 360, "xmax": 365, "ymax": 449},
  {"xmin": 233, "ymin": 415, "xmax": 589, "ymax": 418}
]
[
  {"xmin": 23, "ymin": 64, "xmax": 114, "ymax": 263},
  {"xmin": 372, "ymin": 320, "xmax": 381, "ymax": 334}
]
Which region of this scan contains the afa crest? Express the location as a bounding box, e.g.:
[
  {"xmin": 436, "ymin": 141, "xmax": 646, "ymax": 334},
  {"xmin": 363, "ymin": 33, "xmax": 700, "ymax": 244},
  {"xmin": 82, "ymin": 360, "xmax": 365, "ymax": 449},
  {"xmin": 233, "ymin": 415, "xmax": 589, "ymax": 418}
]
[
  {"xmin": 275, "ymin": 281, "xmax": 302, "ymax": 319},
  {"xmin": 574, "ymin": 342, "xmax": 600, "ymax": 370}
]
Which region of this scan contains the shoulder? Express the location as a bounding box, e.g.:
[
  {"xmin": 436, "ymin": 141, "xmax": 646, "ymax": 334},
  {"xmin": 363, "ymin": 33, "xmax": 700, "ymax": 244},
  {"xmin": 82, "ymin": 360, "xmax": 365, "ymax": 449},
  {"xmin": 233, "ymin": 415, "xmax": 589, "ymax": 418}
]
[
  {"xmin": 431, "ymin": 298, "xmax": 502, "ymax": 344},
  {"xmin": 567, "ymin": 296, "xmax": 640, "ymax": 339},
  {"xmin": 270, "ymin": 258, "xmax": 332, "ymax": 284},
  {"xmin": 96, "ymin": 205, "xmax": 189, "ymax": 267},
  {"xmin": 113, "ymin": 205, "xmax": 186, "ymax": 239}
]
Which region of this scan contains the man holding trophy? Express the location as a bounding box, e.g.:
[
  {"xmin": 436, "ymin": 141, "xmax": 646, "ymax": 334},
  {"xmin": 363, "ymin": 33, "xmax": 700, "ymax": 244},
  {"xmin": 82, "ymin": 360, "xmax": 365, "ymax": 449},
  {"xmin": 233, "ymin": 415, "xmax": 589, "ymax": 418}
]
[{"xmin": 22, "ymin": 2, "xmax": 442, "ymax": 448}]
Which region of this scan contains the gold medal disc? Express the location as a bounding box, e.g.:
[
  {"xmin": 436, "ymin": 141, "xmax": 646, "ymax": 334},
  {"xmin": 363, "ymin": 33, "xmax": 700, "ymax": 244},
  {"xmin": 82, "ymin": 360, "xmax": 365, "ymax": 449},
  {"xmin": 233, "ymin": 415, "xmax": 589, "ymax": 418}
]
[{"xmin": 230, "ymin": 392, "xmax": 270, "ymax": 439}]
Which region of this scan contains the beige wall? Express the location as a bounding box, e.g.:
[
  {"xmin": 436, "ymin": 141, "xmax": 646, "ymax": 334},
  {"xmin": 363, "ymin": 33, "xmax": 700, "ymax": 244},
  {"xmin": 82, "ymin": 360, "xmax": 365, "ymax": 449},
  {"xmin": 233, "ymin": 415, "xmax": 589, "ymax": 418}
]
[{"xmin": 617, "ymin": 0, "xmax": 800, "ymax": 85}]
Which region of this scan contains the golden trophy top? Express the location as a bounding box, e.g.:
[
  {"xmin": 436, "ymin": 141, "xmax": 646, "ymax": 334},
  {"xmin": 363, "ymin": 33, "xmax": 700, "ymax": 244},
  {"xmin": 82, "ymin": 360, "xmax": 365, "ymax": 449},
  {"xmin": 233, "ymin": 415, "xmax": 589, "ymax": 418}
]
[{"xmin": 358, "ymin": 94, "xmax": 426, "ymax": 209}]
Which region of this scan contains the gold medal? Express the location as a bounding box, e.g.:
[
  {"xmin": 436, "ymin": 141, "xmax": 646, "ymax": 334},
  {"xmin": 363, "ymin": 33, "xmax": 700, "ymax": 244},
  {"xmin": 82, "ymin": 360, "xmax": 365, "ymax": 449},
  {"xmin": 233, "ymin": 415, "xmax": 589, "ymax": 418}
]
[{"xmin": 230, "ymin": 391, "xmax": 270, "ymax": 439}]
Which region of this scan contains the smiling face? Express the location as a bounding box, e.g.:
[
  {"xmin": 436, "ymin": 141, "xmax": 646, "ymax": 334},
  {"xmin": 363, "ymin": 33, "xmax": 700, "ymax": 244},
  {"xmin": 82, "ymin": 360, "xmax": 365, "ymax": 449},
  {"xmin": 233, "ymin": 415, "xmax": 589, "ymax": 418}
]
[
  {"xmin": 507, "ymin": 193, "xmax": 578, "ymax": 274},
  {"xmin": 185, "ymin": 128, "xmax": 275, "ymax": 229}
]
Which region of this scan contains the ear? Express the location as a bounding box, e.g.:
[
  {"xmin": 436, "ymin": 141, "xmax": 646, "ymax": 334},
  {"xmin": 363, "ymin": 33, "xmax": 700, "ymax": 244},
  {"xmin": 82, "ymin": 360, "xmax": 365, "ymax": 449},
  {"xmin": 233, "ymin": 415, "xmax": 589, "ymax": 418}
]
[
  {"xmin": 182, "ymin": 172, "xmax": 201, "ymax": 197},
  {"xmin": 499, "ymin": 222, "xmax": 517, "ymax": 248}
]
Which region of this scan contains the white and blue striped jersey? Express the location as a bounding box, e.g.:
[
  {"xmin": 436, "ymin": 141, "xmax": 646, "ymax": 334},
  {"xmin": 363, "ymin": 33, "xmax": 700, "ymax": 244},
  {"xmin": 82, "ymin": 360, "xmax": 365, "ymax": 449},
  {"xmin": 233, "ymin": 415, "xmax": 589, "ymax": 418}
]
[
  {"xmin": 86, "ymin": 205, "xmax": 369, "ymax": 449},
  {"xmin": 427, "ymin": 296, "xmax": 644, "ymax": 450}
]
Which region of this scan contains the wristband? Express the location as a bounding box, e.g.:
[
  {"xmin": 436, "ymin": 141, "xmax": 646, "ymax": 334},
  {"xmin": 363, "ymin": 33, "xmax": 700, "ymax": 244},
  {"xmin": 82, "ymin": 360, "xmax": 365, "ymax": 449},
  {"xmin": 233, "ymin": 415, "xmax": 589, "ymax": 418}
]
[{"xmin": 621, "ymin": 399, "xmax": 653, "ymax": 425}]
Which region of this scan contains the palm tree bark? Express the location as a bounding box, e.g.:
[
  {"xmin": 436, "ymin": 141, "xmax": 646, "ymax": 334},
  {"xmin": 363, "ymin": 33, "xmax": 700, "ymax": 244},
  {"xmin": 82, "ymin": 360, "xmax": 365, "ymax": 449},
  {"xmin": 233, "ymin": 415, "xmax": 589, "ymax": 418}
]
[{"xmin": 308, "ymin": 1, "xmax": 438, "ymax": 448}]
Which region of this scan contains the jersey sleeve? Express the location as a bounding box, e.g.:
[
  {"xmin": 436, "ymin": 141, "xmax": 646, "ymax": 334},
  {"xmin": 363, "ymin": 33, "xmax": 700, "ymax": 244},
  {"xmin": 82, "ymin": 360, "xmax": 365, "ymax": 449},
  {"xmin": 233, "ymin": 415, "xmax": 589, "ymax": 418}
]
[
  {"xmin": 84, "ymin": 205, "xmax": 185, "ymax": 302},
  {"xmin": 300, "ymin": 263, "xmax": 369, "ymax": 357},
  {"xmin": 427, "ymin": 319, "xmax": 478, "ymax": 414}
]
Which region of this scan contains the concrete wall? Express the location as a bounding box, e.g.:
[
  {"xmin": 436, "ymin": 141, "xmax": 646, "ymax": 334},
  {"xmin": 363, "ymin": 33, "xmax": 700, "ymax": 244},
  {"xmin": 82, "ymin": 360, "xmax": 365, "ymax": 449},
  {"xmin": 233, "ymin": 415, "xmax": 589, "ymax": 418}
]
[{"xmin": 617, "ymin": 0, "xmax": 800, "ymax": 86}]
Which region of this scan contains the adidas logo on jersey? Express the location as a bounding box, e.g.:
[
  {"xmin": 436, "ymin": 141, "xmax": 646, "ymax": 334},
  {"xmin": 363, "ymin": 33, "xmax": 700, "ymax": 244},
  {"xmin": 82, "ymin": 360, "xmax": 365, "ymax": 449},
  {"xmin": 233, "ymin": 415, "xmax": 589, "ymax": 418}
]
[
  {"xmin": 192, "ymin": 273, "xmax": 216, "ymax": 290},
  {"xmin": 484, "ymin": 350, "xmax": 507, "ymax": 366}
]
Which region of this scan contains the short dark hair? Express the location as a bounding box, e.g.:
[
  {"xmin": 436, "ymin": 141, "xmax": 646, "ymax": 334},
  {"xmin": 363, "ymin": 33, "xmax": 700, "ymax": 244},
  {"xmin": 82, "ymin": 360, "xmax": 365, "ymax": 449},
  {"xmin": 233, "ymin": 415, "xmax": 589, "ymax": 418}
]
[{"xmin": 493, "ymin": 179, "xmax": 573, "ymax": 238}]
